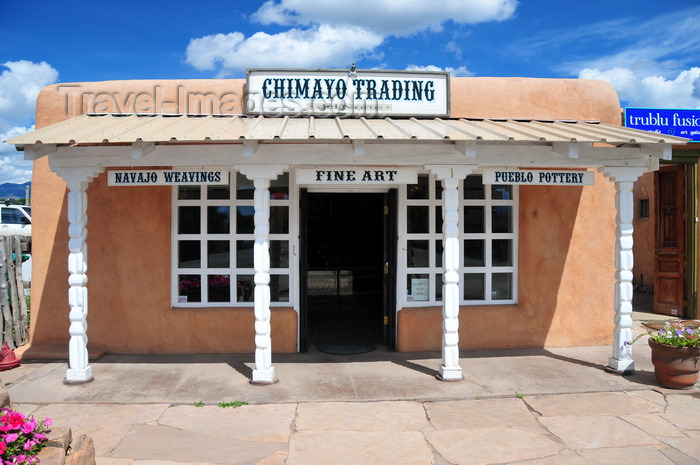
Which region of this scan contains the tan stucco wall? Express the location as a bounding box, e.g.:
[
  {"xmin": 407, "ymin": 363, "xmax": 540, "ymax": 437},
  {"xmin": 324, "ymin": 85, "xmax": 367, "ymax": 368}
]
[
  {"xmin": 25, "ymin": 76, "xmax": 621, "ymax": 357},
  {"xmin": 398, "ymin": 171, "xmax": 616, "ymax": 351}
]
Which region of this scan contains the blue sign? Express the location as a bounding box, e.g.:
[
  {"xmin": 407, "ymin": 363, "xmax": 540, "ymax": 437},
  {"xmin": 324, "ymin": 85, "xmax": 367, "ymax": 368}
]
[{"xmin": 625, "ymin": 108, "xmax": 699, "ymax": 142}]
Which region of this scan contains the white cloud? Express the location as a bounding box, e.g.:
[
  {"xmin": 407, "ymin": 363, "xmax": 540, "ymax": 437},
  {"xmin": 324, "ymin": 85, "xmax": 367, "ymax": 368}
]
[
  {"xmin": 0, "ymin": 61, "xmax": 58, "ymax": 184},
  {"xmin": 0, "ymin": 126, "xmax": 34, "ymax": 184},
  {"xmin": 406, "ymin": 64, "xmax": 475, "ymax": 77},
  {"xmin": 186, "ymin": 25, "xmax": 383, "ymax": 76},
  {"xmin": 579, "ymin": 67, "xmax": 700, "ymax": 108},
  {"xmin": 0, "ymin": 60, "xmax": 58, "ymax": 128},
  {"xmin": 187, "ymin": 0, "xmax": 517, "ymax": 76},
  {"xmin": 251, "ymin": 0, "xmax": 518, "ymax": 37}
]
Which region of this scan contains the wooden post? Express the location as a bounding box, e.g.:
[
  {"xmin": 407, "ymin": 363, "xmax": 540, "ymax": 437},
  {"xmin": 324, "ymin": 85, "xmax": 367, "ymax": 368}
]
[{"xmin": 0, "ymin": 237, "xmax": 12, "ymax": 345}]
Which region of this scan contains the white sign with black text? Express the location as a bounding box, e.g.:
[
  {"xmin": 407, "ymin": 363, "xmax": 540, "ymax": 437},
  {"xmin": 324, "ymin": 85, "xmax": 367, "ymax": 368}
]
[
  {"xmin": 482, "ymin": 169, "xmax": 594, "ymax": 186},
  {"xmin": 108, "ymin": 170, "xmax": 230, "ymax": 186},
  {"xmin": 296, "ymin": 167, "xmax": 417, "ymax": 186},
  {"xmin": 247, "ymin": 68, "xmax": 449, "ymax": 118}
]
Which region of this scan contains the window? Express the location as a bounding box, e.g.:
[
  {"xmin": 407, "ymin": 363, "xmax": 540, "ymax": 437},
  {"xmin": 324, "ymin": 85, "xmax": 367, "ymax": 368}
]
[
  {"xmin": 172, "ymin": 172, "xmax": 291, "ymax": 307},
  {"xmin": 401, "ymin": 172, "xmax": 518, "ymax": 305}
]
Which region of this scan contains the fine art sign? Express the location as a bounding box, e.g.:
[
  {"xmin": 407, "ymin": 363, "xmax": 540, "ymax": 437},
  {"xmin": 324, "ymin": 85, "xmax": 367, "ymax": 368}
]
[
  {"xmin": 108, "ymin": 170, "xmax": 229, "ymax": 186},
  {"xmin": 482, "ymin": 169, "xmax": 594, "ymax": 186},
  {"xmin": 246, "ymin": 68, "xmax": 449, "ymax": 118},
  {"xmin": 296, "ymin": 167, "xmax": 417, "ymax": 186}
]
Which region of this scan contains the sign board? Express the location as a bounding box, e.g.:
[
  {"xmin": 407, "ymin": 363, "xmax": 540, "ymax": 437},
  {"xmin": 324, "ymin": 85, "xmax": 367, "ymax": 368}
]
[
  {"xmin": 108, "ymin": 170, "xmax": 229, "ymax": 186},
  {"xmin": 246, "ymin": 68, "xmax": 449, "ymax": 118},
  {"xmin": 482, "ymin": 169, "xmax": 594, "ymax": 186},
  {"xmin": 296, "ymin": 167, "xmax": 417, "ymax": 186},
  {"xmin": 625, "ymin": 108, "xmax": 700, "ymax": 142}
]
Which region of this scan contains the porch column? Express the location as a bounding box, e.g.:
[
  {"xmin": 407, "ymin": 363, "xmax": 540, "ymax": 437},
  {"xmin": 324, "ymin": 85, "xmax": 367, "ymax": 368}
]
[
  {"xmin": 237, "ymin": 164, "xmax": 288, "ymax": 384},
  {"xmin": 52, "ymin": 166, "xmax": 103, "ymax": 384},
  {"xmin": 601, "ymin": 167, "xmax": 648, "ymax": 374},
  {"xmin": 427, "ymin": 165, "xmax": 476, "ymax": 381}
]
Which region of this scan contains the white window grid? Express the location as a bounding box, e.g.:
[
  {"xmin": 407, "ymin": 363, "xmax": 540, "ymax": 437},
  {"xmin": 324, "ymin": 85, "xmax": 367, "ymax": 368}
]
[
  {"xmin": 399, "ymin": 172, "xmax": 518, "ymax": 306},
  {"xmin": 171, "ymin": 171, "xmax": 293, "ymax": 307}
]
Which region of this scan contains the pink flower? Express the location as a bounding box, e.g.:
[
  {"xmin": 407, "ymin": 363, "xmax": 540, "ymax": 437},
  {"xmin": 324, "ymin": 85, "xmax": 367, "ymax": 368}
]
[
  {"xmin": 3, "ymin": 433, "xmax": 18, "ymax": 443},
  {"xmin": 0, "ymin": 441, "xmax": 5, "ymax": 454}
]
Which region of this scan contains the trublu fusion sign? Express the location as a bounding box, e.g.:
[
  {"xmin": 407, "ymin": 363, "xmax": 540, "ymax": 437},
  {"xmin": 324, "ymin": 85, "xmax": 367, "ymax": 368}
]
[
  {"xmin": 247, "ymin": 69, "xmax": 449, "ymax": 118},
  {"xmin": 625, "ymin": 108, "xmax": 700, "ymax": 142}
]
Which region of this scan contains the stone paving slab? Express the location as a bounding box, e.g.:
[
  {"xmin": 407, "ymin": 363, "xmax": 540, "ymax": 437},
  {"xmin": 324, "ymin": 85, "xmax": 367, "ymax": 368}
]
[
  {"xmin": 524, "ymin": 391, "xmax": 664, "ymax": 417},
  {"xmin": 158, "ymin": 404, "xmax": 297, "ymax": 442},
  {"xmin": 424, "ymin": 426, "xmax": 564, "ymax": 465},
  {"xmin": 110, "ymin": 424, "xmax": 286, "ymax": 464},
  {"xmin": 295, "ymin": 401, "xmax": 429, "ymax": 431},
  {"xmin": 577, "ymin": 445, "xmax": 677, "ymax": 465},
  {"xmin": 424, "ymin": 397, "xmax": 538, "ymax": 429},
  {"xmin": 538, "ymin": 415, "xmax": 661, "ymax": 450},
  {"xmin": 287, "ymin": 430, "xmax": 434, "ymax": 465}
]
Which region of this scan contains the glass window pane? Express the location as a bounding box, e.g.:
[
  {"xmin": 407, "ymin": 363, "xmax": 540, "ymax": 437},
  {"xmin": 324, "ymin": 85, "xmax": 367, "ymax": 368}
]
[
  {"xmin": 436, "ymin": 273, "xmax": 442, "ymax": 302},
  {"xmin": 236, "ymin": 275, "xmax": 254, "ymax": 302},
  {"xmin": 178, "ymin": 275, "xmax": 201, "ymax": 303},
  {"xmin": 236, "ymin": 206, "xmax": 254, "ymax": 234},
  {"xmin": 407, "ymin": 206, "xmax": 429, "ymax": 233},
  {"xmin": 270, "ymin": 240, "xmax": 289, "ymax": 268},
  {"xmin": 208, "ymin": 274, "xmax": 231, "ymax": 302},
  {"xmin": 492, "ymin": 206, "xmax": 513, "ymax": 233},
  {"xmin": 464, "ymin": 175, "xmax": 484, "ymax": 199},
  {"xmin": 407, "ymin": 174, "xmax": 429, "ymax": 199},
  {"xmin": 178, "ymin": 206, "xmax": 200, "ymax": 234},
  {"xmin": 236, "ymin": 240, "xmax": 254, "ymax": 268},
  {"xmin": 463, "ymin": 206, "xmax": 484, "ymax": 233},
  {"xmin": 464, "ymin": 273, "xmax": 485, "ymax": 300},
  {"xmin": 407, "ymin": 240, "xmax": 429, "ymax": 267},
  {"xmin": 492, "ymin": 273, "xmax": 513, "ymax": 300},
  {"xmin": 407, "ymin": 274, "xmax": 429, "ymax": 302},
  {"xmin": 178, "ymin": 186, "xmax": 200, "ymax": 200},
  {"xmin": 270, "ymin": 206, "xmax": 289, "ymax": 234},
  {"xmin": 270, "ymin": 275, "xmax": 290, "ymax": 302},
  {"xmin": 207, "ymin": 206, "xmax": 230, "ymax": 234},
  {"xmin": 236, "ymin": 173, "xmax": 254, "ymax": 199},
  {"xmin": 207, "ymin": 184, "xmax": 230, "ymax": 200},
  {"xmin": 435, "ymin": 240, "xmax": 443, "ymax": 268},
  {"xmin": 178, "ymin": 241, "xmax": 200, "ymax": 268},
  {"xmin": 270, "ymin": 173, "xmax": 289, "ymax": 199},
  {"xmin": 492, "ymin": 185, "xmax": 512, "ymax": 200},
  {"xmin": 435, "ymin": 180, "xmax": 443, "ymax": 200},
  {"xmin": 435, "ymin": 206, "xmax": 443, "ymax": 233},
  {"xmin": 464, "ymin": 240, "xmax": 485, "ymax": 266},
  {"xmin": 207, "ymin": 241, "xmax": 230, "ymax": 268},
  {"xmin": 492, "ymin": 239, "xmax": 512, "ymax": 266}
]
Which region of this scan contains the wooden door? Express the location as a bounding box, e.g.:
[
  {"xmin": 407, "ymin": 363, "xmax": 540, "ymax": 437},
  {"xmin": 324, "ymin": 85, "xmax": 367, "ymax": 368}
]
[{"xmin": 654, "ymin": 164, "xmax": 686, "ymax": 316}]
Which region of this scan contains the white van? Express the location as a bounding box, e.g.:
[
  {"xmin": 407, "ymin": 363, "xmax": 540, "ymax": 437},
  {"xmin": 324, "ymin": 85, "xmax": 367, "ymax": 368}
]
[{"xmin": 0, "ymin": 204, "xmax": 31, "ymax": 236}]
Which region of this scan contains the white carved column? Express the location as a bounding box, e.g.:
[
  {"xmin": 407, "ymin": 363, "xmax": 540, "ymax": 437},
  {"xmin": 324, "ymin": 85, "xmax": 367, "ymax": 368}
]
[
  {"xmin": 51, "ymin": 166, "xmax": 103, "ymax": 384},
  {"xmin": 601, "ymin": 167, "xmax": 648, "ymax": 374},
  {"xmin": 427, "ymin": 165, "xmax": 476, "ymax": 381},
  {"xmin": 237, "ymin": 164, "xmax": 288, "ymax": 384}
]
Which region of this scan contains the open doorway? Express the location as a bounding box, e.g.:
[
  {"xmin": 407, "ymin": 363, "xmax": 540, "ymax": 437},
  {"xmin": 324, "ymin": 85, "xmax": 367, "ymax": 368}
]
[{"xmin": 300, "ymin": 191, "xmax": 396, "ymax": 353}]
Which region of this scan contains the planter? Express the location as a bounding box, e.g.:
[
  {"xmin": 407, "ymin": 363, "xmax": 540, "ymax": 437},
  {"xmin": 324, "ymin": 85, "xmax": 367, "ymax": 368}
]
[{"xmin": 648, "ymin": 338, "xmax": 700, "ymax": 389}]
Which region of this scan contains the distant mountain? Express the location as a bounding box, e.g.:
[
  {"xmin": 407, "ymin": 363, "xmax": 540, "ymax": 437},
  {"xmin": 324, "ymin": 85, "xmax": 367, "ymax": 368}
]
[{"xmin": 0, "ymin": 182, "xmax": 30, "ymax": 200}]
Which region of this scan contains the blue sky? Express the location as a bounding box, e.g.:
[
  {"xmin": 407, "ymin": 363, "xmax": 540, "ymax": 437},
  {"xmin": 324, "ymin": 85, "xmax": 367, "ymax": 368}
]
[{"xmin": 1, "ymin": 0, "xmax": 699, "ymax": 184}]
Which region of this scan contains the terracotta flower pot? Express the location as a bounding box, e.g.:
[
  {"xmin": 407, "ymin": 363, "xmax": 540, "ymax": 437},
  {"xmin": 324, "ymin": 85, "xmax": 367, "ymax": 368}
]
[{"xmin": 648, "ymin": 338, "xmax": 700, "ymax": 389}]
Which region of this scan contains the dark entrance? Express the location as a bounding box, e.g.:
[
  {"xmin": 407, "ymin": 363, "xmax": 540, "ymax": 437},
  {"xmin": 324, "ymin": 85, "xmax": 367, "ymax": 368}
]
[{"xmin": 300, "ymin": 190, "xmax": 396, "ymax": 352}]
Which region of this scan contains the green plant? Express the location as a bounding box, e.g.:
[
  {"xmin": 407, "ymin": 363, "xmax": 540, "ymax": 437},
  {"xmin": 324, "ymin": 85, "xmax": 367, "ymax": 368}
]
[
  {"xmin": 515, "ymin": 392, "xmax": 525, "ymax": 399},
  {"xmin": 626, "ymin": 321, "xmax": 700, "ymax": 348},
  {"xmin": 192, "ymin": 401, "xmax": 205, "ymax": 407},
  {"xmin": 217, "ymin": 401, "xmax": 247, "ymax": 408}
]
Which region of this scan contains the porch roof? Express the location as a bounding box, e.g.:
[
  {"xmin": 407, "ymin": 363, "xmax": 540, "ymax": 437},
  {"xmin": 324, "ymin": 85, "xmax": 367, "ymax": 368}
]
[{"xmin": 8, "ymin": 114, "xmax": 689, "ymax": 148}]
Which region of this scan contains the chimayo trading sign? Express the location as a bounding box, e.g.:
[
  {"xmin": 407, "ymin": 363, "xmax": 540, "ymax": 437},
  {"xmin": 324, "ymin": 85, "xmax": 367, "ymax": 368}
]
[
  {"xmin": 247, "ymin": 69, "xmax": 449, "ymax": 117},
  {"xmin": 482, "ymin": 169, "xmax": 594, "ymax": 186}
]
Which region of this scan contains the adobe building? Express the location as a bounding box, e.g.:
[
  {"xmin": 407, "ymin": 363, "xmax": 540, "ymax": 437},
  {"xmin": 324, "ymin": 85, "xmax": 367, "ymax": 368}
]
[{"xmin": 8, "ymin": 70, "xmax": 688, "ymax": 384}]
